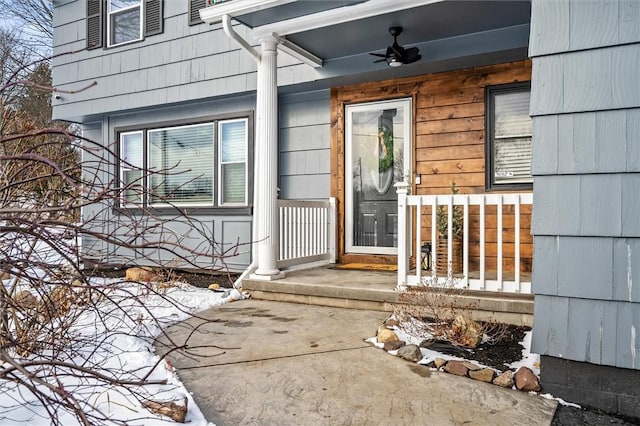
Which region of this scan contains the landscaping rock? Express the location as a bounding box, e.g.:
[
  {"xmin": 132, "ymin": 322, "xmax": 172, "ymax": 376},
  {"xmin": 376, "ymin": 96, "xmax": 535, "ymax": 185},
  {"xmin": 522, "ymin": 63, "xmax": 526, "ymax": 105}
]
[
  {"xmin": 383, "ymin": 316, "xmax": 400, "ymax": 328},
  {"xmin": 434, "ymin": 358, "xmax": 447, "ymax": 369},
  {"xmin": 383, "ymin": 341, "xmax": 406, "ymax": 351},
  {"xmin": 420, "ymin": 339, "xmax": 468, "ymax": 355},
  {"xmin": 377, "ymin": 326, "xmax": 399, "ymax": 343},
  {"xmin": 397, "ymin": 344, "xmax": 423, "ymax": 362},
  {"xmin": 142, "ymin": 397, "xmax": 188, "ymax": 423},
  {"xmin": 514, "ymin": 367, "xmax": 541, "ymax": 392},
  {"xmin": 444, "ymin": 360, "xmax": 469, "ymax": 377},
  {"xmin": 493, "ymin": 370, "xmax": 514, "ymax": 387},
  {"xmin": 469, "ymin": 368, "xmax": 496, "ymax": 383},
  {"xmin": 462, "ymin": 361, "xmax": 481, "ymax": 371},
  {"xmin": 14, "ymin": 290, "xmax": 37, "ymax": 310},
  {"xmin": 126, "ymin": 267, "xmax": 158, "ymax": 282},
  {"xmin": 451, "ymin": 315, "xmax": 483, "ymax": 348}
]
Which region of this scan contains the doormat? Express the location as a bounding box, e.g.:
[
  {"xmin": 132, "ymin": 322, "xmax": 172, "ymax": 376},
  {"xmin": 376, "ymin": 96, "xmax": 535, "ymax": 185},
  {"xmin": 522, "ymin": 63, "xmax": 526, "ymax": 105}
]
[{"xmin": 336, "ymin": 263, "xmax": 398, "ymax": 272}]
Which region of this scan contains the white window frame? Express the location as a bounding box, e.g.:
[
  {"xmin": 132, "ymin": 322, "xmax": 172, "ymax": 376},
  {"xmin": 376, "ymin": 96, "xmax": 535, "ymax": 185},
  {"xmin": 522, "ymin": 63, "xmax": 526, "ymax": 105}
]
[
  {"xmin": 119, "ymin": 130, "xmax": 144, "ymax": 207},
  {"xmin": 107, "ymin": 0, "xmax": 143, "ymax": 48},
  {"xmin": 218, "ymin": 118, "xmax": 249, "ymax": 206},
  {"xmin": 147, "ymin": 122, "xmax": 216, "ymax": 208}
]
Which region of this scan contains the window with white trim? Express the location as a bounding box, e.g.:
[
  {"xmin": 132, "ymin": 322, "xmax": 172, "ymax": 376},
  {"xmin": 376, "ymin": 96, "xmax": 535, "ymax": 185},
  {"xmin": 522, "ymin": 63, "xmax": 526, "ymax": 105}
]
[
  {"xmin": 218, "ymin": 119, "xmax": 248, "ymax": 205},
  {"xmin": 485, "ymin": 82, "xmax": 532, "ymax": 190},
  {"xmin": 87, "ymin": 0, "xmax": 163, "ymax": 50},
  {"xmin": 120, "ymin": 131, "xmax": 144, "ymax": 204},
  {"xmin": 107, "ymin": 0, "xmax": 142, "ymax": 47},
  {"xmin": 118, "ymin": 117, "xmax": 250, "ymax": 208}
]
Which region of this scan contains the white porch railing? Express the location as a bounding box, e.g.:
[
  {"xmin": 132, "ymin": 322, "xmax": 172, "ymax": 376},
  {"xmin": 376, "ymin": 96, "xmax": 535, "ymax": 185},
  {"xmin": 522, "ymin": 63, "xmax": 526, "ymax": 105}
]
[
  {"xmin": 277, "ymin": 198, "xmax": 336, "ymax": 268},
  {"xmin": 396, "ymin": 182, "xmax": 533, "ymax": 293}
]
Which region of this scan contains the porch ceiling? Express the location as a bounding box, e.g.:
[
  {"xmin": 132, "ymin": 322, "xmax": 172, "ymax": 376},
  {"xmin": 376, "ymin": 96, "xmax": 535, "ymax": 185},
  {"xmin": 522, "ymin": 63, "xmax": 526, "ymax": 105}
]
[
  {"xmin": 205, "ymin": 0, "xmax": 532, "ymax": 86},
  {"xmin": 279, "ymin": 1, "xmax": 531, "ymax": 61}
]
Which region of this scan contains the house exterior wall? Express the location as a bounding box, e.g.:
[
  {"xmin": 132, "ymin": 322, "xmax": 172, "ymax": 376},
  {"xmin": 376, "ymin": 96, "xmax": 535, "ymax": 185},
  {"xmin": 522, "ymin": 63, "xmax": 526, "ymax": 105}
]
[
  {"xmin": 278, "ymin": 90, "xmax": 331, "ymax": 200},
  {"xmin": 52, "ymin": 0, "xmax": 314, "ymax": 122},
  {"xmin": 331, "ymin": 61, "xmax": 533, "ymax": 267},
  {"xmin": 79, "ymin": 95, "xmax": 255, "ymax": 272},
  {"xmin": 529, "ymin": 0, "xmax": 640, "ymax": 417},
  {"xmin": 52, "ymin": 2, "xmax": 337, "ymax": 272}
]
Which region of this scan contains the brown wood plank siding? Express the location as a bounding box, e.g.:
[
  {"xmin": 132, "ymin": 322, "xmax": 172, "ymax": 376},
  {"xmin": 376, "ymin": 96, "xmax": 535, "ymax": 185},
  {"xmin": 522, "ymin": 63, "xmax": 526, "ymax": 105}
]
[{"xmin": 331, "ymin": 60, "xmax": 532, "ymax": 270}]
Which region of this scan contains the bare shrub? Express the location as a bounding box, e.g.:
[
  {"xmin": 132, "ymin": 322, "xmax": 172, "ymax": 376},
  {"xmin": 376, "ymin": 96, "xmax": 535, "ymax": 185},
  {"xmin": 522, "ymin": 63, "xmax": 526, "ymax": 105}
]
[
  {"xmin": 0, "ymin": 56, "xmax": 244, "ymax": 424},
  {"xmin": 393, "ymin": 270, "xmax": 509, "ymax": 348}
]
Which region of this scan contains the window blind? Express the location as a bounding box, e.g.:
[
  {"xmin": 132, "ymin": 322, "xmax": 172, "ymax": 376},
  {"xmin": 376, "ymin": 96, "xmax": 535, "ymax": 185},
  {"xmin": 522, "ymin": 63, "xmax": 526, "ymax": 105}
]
[
  {"xmin": 120, "ymin": 131, "xmax": 143, "ymax": 204},
  {"xmin": 493, "ymin": 90, "xmax": 532, "ymax": 185},
  {"xmin": 219, "ymin": 120, "xmax": 247, "ymax": 205},
  {"xmin": 148, "ymin": 123, "xmax": 214, "ymax": 205}
]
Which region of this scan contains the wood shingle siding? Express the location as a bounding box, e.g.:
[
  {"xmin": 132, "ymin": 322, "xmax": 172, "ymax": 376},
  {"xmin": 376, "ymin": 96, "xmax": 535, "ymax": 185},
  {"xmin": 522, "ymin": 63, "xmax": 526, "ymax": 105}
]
[
  {"xmin": 530, "ymin": 0, "xmax": 640, "ymax": 376},
  {"xmin": 279, "ymin": 91, "xmax": 331, "ymax": 200}
]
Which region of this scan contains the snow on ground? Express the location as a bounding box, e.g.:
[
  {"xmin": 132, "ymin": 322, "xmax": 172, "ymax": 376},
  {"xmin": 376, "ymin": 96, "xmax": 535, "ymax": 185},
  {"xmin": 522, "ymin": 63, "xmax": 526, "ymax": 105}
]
[
  {"xmin": 0, "ymin": 276, "xmax": 242, "ymax": 425},
  {"xmin": 509, "ymin": 330, "xmax": 540, "ymax": 376}
]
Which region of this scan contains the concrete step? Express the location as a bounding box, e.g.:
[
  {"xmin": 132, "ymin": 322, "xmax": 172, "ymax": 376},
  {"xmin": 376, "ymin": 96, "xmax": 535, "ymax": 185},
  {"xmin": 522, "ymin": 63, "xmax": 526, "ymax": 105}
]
[{"xmin": 241, "ymin": 267, "xmax": 534, "ymax": 326}]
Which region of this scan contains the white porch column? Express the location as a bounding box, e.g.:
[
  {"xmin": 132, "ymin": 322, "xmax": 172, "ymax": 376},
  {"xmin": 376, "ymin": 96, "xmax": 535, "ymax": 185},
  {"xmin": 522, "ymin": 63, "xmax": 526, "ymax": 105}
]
[
  {"xmin": 395, "ymin": 181, "xmax": 410, "ymax": 288},
  {"xmin": 251, "ymin": 35, "xmax": 284, "ymax": 280}
]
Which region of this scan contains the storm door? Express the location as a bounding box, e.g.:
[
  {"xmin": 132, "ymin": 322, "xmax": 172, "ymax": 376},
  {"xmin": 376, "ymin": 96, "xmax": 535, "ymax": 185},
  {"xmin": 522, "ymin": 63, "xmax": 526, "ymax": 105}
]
[{"xmin": 345, "ymin": 98, "xmax": 411, "ymax": 255}]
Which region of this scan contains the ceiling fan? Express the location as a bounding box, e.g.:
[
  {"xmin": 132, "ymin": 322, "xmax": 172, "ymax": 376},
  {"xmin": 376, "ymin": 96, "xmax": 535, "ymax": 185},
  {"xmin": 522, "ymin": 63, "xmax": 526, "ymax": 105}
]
[{"xmin": 369, "ymin": 26, "xmax": 421, "ymax": 67}]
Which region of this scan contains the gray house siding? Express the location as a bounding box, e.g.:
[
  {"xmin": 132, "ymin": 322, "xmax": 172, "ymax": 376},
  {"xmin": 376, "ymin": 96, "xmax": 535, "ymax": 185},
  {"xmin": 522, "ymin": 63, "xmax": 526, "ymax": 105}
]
[
  {"xmin": 79, "ymin": 95, "xmax": 256, "ymax": 272},
  {"xmin": 278, "ymin": 91, "xmax": 331, "ymax": 200},
  {"xmin": 530, "ymin": 0, "xmax": 640, "ymax": 417},
  {"xmin": 52, "ymin": 0, "xmax": 314, "ymax": 122}
]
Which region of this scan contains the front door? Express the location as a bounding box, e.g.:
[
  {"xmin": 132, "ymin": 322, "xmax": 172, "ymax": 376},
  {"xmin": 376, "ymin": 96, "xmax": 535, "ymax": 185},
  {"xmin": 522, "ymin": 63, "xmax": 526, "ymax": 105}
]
[{"xmin": 345, "ymin": 98, "xmax": 412, "ymax": 255}]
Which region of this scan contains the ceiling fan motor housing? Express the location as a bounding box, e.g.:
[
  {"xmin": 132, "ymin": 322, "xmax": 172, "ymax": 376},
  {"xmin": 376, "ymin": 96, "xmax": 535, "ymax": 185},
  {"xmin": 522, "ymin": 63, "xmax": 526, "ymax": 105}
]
[{"xmin": 369, "ymin": 26, "xmax": 422, "ymax": 67}]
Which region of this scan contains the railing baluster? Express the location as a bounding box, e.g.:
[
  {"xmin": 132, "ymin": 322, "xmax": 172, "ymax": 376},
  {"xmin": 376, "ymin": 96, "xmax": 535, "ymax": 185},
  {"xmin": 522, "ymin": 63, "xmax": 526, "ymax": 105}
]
[
  {"xmin": 497, "ymin": 195, "xmax": 503, "ymax": 291},
  {"xmin": 295, "ymin": 207, "xmax": 303, "ymax": 257},
  {"xmin": 416, "ymin": 197, "xmax": 422, "ymax": 283},
  {"xmin": 431, "ymin": 196, "xmax": 437, "ymax": 277},
  {"xmin": 515, "ymin": 196, "xmax": 521, "ymax": 292},
  {"xmin": 312, "ymin": 207, "xmax": 316, "ymax": 255},
  {"xmin": 447, "ymin": 195, "xmax": 453, "ymax": 278},
  {"xmin": 480, "ymin": 198, "xmax": 485, "ymax": 289},
  {"xmin": 278, "ymin": 206, "xmax": 287, "ymax": 259},
  {"xmin": 463, "ymin": 195, "xmax": 469, "ymax": 287}
]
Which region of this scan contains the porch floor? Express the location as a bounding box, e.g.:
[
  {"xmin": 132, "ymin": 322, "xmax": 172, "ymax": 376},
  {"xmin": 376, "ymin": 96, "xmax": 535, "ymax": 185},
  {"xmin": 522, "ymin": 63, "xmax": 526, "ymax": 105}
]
[{"xmin": 242, "ymin": 266, "xmax": 534, "ymax": 326}]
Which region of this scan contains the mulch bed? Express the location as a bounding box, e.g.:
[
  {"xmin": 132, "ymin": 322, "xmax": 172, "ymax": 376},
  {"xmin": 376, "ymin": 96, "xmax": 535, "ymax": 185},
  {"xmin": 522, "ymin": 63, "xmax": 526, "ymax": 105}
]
[
  {"xmin": 90, "ymin": 266, "xmax": 238, "ymax": 288},
  {"xmin": 453, "ymin": 324, "xmax": 529, "ymax": 371}
]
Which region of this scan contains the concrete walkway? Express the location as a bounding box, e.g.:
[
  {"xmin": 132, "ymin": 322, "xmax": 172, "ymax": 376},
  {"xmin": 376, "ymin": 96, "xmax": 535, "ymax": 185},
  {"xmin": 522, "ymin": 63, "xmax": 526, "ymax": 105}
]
[{"xmin": 158, "ymin": 299, "xmax": 557, "ymax": 426}]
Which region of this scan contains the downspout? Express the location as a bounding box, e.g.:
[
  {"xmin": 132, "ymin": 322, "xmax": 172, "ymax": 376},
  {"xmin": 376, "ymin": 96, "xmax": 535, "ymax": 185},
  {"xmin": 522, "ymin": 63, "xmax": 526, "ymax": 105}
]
[
  {"xmin": 224, "ymin": 14, "xmax": 260, "ymax": 288},
  {"xmin": 222, "ymin": 15, "xmax": 261, "ymax": 63}
]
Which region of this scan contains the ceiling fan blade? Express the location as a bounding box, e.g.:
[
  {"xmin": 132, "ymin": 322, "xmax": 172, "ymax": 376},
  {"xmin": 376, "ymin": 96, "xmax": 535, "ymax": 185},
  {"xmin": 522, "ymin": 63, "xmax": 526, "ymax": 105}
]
[
  {"xmin": 369, "ymin": 52, "xmax": 386, "ymax": 58},
  {"xmin": 401, "ymin": 47, "xmax": 421, "ymax": 63},
  {"xmin": 401, "ymin": 54, "xmax": 422, "ymax": 65}
]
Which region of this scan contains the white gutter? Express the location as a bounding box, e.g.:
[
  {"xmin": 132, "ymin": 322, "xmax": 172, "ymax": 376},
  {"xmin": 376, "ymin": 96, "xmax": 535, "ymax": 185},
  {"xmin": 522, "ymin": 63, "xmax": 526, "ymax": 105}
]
[
  {"xmin": 200, "ymin": 0, "xmax": 297, "ymax": 24},
  {"xmin": 220, "ymin": 15, "xmax": 322, "ymax": 68},
  {"xmin": 233, "ymin": 260, "xmax": 257, "ymax": 289},
  {"xmin": 222, "ymin": 14, "xmax": 261, "ymax": 63}
]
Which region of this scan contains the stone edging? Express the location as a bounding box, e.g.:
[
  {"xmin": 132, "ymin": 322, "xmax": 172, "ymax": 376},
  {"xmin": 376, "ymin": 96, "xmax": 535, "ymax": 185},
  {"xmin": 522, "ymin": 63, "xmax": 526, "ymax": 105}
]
[{"xmin": 374, "ymin": 325, "xmax": 541, "ymax": 393}]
